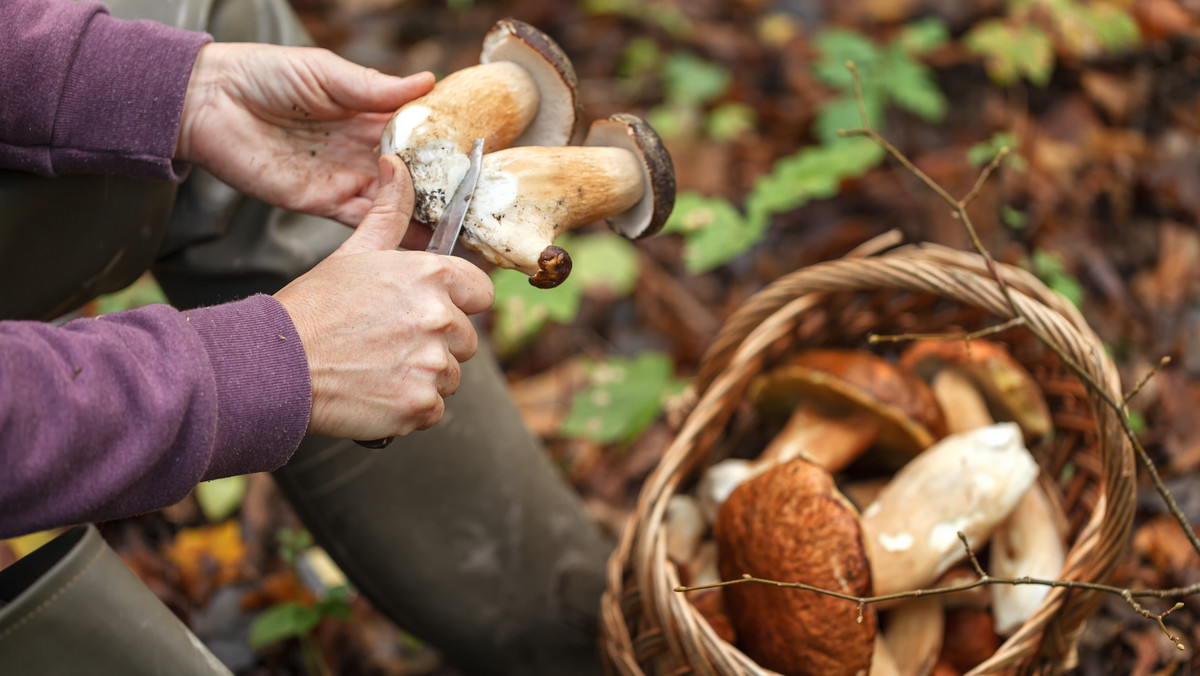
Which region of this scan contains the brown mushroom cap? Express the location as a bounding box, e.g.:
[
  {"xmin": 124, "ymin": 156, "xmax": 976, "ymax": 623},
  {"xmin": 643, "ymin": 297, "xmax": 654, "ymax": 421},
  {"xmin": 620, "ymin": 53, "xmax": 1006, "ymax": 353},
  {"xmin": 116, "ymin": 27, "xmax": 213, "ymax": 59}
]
[
  {"xmin": 899, "ymin": 339, "xmax": 1052, "ymax": 441},
  {"xmin": 583, "ymin": 114, "xmax": 676, "ymax": 239},
  {"xmin": 751, "ymin": 349, "xmax": 947, "ymax": 461},
  {"xmin": 481, "ymin": 19, "xmax": 581, "ymax": 147},
  {"xmin": 715, "ymin": 458, "xmax": 876, "ymax": 676}
]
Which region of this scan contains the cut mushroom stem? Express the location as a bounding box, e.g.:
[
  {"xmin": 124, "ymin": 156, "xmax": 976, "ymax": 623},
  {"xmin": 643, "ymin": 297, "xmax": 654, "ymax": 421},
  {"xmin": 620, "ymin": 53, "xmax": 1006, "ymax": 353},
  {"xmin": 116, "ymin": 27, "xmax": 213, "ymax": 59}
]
[
  {"xmin": 381, "ymin": 19, "xmax": 580, "ymax": 224},
  {"xmin": 860, "ymin": 423, "xmax": 1038, "ymax": 596},
  {"xmin": 883, "ymin": 597, "xmax": 944, "ymax": 676},
  {"xmin": 459, "ymin": 114, "xmax": 675, "ymax": 288},
  {"xmin": 989, "ymin": 482, "xmax": 1065, "ymax": 635}
]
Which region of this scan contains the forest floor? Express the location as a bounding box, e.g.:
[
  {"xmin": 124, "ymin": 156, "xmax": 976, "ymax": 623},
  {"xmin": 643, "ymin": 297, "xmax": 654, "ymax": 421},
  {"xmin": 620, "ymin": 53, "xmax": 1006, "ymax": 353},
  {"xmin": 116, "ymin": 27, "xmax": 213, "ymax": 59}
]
[{"xmin": 6, "ymin": 0, "xmax": 1200, "ymax": 674}]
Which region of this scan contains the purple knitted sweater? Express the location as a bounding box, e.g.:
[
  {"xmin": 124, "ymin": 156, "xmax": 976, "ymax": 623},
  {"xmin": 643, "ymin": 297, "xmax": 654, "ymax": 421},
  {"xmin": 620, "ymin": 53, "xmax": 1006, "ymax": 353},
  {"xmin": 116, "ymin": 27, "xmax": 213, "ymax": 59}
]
[{"xmin": 0, "ymin": 0, "xmax": 312, "ymax": 537}]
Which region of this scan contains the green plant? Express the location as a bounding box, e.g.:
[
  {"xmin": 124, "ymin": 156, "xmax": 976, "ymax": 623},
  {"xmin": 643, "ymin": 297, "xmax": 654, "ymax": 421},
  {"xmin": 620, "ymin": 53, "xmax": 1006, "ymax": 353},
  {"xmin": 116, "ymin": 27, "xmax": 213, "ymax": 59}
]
[
  {"xmin": 559, "ymin": 352, "xmax": 687, "ymax": 445},
  {"xmin": 965, "ymin": 0, "xmax": 1140, "ymax": 86},
  {"xmin": 666, "ymin": 20, "xmax": 948, "ymax": 274},
  {"xmin": 489, "ymin": 231, "xmax": 639, "ymax": 355},
  {"xmin": 1029, "ymin": 249, "xmax": 1085, "ymax": 308},
  {"xmin": 194, "ymin": 475, "xmax": 247, "ymax": 523}
]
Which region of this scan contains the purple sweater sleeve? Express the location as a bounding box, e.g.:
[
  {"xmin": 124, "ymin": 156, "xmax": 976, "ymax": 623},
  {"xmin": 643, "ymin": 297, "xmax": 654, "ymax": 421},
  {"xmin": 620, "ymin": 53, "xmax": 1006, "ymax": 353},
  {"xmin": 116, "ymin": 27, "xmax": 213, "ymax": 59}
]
[
  {"xmin": 0, "ymin": 296, "xmax": 313, "ymax": 538},
  {"xmin": 0, "ymin": 0, "xmax": 210, "ymax": 180}
]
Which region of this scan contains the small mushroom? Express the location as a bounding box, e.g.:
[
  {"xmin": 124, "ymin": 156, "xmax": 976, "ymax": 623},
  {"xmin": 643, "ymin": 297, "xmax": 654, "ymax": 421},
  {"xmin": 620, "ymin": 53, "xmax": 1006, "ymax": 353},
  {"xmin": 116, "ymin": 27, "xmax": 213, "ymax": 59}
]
[
  {"xmin": 900, "ymin": 339, "xmax": 1053, "ymax": 441},
  {"xmin": 930, "ymin": 368, "xmax": 995, "ymax": 435},
  {"xmin": 457, "ymin": 114, "xmax": 675, "ymax": 288},
  {"xmin": 750, "ymin": 349, "xmax": 948, "ymax": 471},
  {"xmin": 381, "ymin": 19, "xmax": 580, "ymax": 224},
  {"xmin": 860, "ymin": 423, "xmax": 1038, "ymax": 596},
  {"xmin": 663, "ymin": 494, "xmax": 706, "ymax": 567},
  {"xmin": 988, "ymin": 482, "xmax": 1065, "ymax": 635},
  {"xmin": 715, "ymin": 458, "xmax": 876, "ymax": 676},
  {"xmin": 882, "ymin": 597, "xmax": 944, "ymax": 676}
]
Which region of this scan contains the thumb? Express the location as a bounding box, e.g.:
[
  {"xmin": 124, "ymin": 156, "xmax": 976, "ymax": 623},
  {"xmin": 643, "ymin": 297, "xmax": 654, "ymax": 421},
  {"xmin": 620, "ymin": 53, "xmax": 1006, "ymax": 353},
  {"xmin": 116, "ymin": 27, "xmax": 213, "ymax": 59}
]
[{"xmin": 336, "ymin": 155, "xmax": 415, "ymax": 256}]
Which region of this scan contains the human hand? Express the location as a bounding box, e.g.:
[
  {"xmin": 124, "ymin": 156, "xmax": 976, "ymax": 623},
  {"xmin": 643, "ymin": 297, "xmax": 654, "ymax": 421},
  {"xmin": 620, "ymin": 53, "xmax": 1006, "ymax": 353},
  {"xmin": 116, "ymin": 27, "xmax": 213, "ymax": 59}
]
[
  {"xmin": 275, "ymin": 155, "xmax": 494, "ymax": 439},
  {"xmin": 177, "ymin": 42, "xmax": 435, "ymax": 229}
]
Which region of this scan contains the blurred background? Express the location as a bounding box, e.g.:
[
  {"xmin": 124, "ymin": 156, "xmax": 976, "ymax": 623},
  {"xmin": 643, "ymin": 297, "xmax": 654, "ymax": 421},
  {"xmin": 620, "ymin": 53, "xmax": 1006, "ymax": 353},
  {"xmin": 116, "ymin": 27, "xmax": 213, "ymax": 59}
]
[{"xmin": 6, "ymin": 0, "xmax": 1200, "ymax": 673}]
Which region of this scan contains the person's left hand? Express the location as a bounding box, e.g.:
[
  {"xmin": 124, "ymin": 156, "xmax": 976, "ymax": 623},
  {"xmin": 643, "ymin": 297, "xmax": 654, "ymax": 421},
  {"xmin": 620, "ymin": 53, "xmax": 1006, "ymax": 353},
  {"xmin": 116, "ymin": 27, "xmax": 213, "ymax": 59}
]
[{"xmin": 176, "ymin": 42, "xmax": 435, "ymax": 228}]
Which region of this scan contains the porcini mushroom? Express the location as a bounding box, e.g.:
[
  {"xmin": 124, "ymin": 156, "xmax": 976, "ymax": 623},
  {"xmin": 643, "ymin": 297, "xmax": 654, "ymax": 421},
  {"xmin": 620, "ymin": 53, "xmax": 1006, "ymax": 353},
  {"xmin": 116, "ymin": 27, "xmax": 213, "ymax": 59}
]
[
  {"xmin": 456, "ymin": 114, "xmax": 675, "ymax": 288},
  {"xmin": 900, "ymin": 339, "xmax": 1053, "ymax": 442},
  {"xmin": 750, "ymin": 349, "xmax": 948, "ymax": 471},
  {"xmin": 988, "ymin": 482, "xmax": 1065, "ymax": 635},
  {"xmin": 860, "ymin": 423, "xmax": 1038, "ymax": 596},
  {"xmin": 882, "ymin": 597, "xmax": 944, "ymax": 676},
  {"xmin": 381, "ymin": 19, "xmax": 580, "ymax": 223},
  {"xmin": 715, "ymin": 458, "xmax": 876, "ymax": 676}
]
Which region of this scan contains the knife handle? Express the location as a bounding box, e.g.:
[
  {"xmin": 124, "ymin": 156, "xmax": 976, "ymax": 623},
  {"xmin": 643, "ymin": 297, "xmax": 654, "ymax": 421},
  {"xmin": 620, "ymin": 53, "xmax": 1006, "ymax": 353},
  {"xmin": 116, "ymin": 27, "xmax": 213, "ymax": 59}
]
[{"xmin": 355, "ymin": 437, "xmax": 394, "ymax": 449}]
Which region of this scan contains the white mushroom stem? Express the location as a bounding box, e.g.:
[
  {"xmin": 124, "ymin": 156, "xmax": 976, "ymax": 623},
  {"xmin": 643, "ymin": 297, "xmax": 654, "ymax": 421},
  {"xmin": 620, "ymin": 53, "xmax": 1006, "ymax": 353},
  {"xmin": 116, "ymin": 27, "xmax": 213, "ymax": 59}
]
[
  {"xmin": 882, "ymin": 597, "xmax": 944, "ymax": 676},
  {"xmin": 663, "ymin": 494, "xmax": 706, "ymax": 567},
  {"xmin": 860, "ymin": 423, "xmax": 1039, "ymax": 596},
  {"xmin": 381, "ymin": 61, "xmax": 540, "ymax": 223},
  {"xmin": 989, "ymin": 482, "xmax": 1065, "ymax": 635},
  {"xmin": 870, "ymin": 633, "xmax": 903, "ymax": 676},
  {"xmin": 460, "ymin": 145, "xmax": 644, "ymax": 288}
]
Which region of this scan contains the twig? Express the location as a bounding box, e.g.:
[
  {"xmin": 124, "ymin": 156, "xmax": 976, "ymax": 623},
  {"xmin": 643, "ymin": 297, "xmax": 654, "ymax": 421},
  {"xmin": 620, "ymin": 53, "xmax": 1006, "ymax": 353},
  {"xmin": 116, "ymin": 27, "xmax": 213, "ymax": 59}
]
[
  {"xmin": 868, "ymin": 317, "xmax": 1025, "ymax": 346},
  {"xmin": 1124, "ymin": 356, "xmax": 1172, "ymax": 406},
  {"xmin": 840, "ymin": 61, "xmax": 1200, "ymax": 562},
  {"xmin": 675, "ymin": 532, "xmax": 1198, "ymax": 647}
]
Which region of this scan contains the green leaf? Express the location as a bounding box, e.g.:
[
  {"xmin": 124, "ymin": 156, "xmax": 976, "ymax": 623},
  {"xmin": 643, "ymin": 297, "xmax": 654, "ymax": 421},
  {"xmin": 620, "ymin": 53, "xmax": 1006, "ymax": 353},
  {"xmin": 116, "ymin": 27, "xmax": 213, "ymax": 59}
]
[
  {"xmin": 895, "ymin": 17, "xmax": 950, "ymax": 55},
  {"xmin": 249, "ymin": 603, "xmax": 321, "ymax": 649},
  {"xmin": 706, "ymin": 102, "xmax": 757, "ymax": 142},
  {"xmin": 559, "ymin": 353, "xmax": 687, "ymax": 444},
  {"xmin": 1001, "ymin": 206, "xmax": 1028, "ymax": 230},
  {"xmin": 881, "ymin": 50, "xmax": 946, "ymax": 123},
  {"xmin": 965, "ymin": 21, "xmax": 1054, "ymax": 87},
  {"xmin": 490, "ymin": 268, "xmax": 581, "ymax": 355},
  {"xmin": 194, "ymin": 475, "xmax": 247, "ymax": 523},
  {"xmin": 562, "ymin": 231, "xmax": 640, "ymax": 295},
  {"xmin": 489, "ymin": 233, "xmax": 640, "ymax": 353},
  {"xmin": 1126, "ymin": 408, "xmax": 1147, "ymax": 436},
  {"xmin": 813, "ymin": 93, "xmax": 883, "ymax": 143},
  {"xmin": 1030, "ymin": 249, "xmax": 1085, "ymax": 308},
  {"xmin": 968, "ymin": 131, "xmax": 1018, "ymax": 167},
  {"xmin": 814, "ymin": 29, "xmax": 881, "ymax": 90},
  {"xmin": 645, "ymin": 103, "xmax": 699, "ymax": 141},
  {"xmin": 661, "ymin": 52, "xmax": 730, "ymax": 107},
  {"xmin": 315, "ymin": 586, "xmax": 353, "ymax": 621},
  {"xmin": 617, "ymin": 36, "xmax": 662, "ymax": 82},
  {"xmin": 664, "ymin": 192, "xmax": 755, "ymax": 273},
  {"xmin": 94, "ymin": 274, "xmax": 168, "ymax": 315}
]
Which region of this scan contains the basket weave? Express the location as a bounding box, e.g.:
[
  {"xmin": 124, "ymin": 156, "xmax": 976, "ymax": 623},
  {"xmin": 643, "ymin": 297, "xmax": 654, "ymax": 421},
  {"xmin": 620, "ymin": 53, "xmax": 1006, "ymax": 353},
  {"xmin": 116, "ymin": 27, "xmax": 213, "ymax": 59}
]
[{"xmin": 600, "ymin": 242, "xmax": 1134, "ymax": 676}]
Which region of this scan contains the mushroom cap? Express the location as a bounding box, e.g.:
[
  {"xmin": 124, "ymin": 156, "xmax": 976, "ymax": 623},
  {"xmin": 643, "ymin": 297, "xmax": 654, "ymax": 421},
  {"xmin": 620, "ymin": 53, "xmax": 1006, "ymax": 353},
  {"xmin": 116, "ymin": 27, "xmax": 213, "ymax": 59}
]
[
  {"xmin": 481, "ymin": 19, "xmax": 581, "ymax": 147},
  {"xmin": 583, "ymin": 114, "xmax": 676, "ymax": 240},
  {"xmin": 751, "ymin": 349, "xmax": 947, "ymax": 460},
  {"xmin": 715, "ymin": 458, "xmax": 876, "ymax": 675},
  {"xmin": 899, "ymin": 339, "xmax": 1052, "ymax": 441}
]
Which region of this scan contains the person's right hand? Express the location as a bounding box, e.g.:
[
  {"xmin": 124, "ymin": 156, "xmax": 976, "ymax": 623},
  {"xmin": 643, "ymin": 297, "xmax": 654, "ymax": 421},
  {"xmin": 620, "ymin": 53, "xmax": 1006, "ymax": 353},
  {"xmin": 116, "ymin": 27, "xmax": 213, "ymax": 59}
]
[{"xmin": 275, "ymin": 154, "xmax": 494, "ymax": 440}]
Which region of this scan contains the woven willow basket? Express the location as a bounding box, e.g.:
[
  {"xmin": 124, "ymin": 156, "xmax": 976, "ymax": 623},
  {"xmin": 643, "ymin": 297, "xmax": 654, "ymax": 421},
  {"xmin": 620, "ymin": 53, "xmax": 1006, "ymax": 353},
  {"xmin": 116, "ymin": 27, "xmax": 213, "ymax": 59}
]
[{"xmin": 600, "ymin": 241, "xmax": 1135, "ymax": 676}]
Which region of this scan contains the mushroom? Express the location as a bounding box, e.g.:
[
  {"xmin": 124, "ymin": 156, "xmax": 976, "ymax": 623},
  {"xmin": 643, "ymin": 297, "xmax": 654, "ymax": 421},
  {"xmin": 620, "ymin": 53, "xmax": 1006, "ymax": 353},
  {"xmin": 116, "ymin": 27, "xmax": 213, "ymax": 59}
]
[
  {"xmin": 381, "ymin": 19, "xmax": 581, "ymax": 224},
  {"xmin": 749, "ymin": 349, "xmax": 948, "ymax": 471},
  {"xmin": 859, "ymin": 423, "xmax": 1038, "ymax": 596},
  {"xmin": 456, "ymin": 114, "xmax": 675, "ymax": 288},
  {"xmin": 930, "ymin": 368, "xmax": 995, "ymax": 435},
  {"xmin": 663, "ymin": 494, "xmax": 706, "ymax": 567},
  {"xmin": 900, "ymin": 339, "xmax": 1053, "ymax": 442},
  {"xmin": 882, "ymin": 597, "xmax": 944, "ymax": 676},
  {"xmin": 714, "ymin": 458, "xmax": 876, "ymax": 676},
  {"xmin": 988, "ymin": 482, "xmax": 1065, "ymax": 635}
]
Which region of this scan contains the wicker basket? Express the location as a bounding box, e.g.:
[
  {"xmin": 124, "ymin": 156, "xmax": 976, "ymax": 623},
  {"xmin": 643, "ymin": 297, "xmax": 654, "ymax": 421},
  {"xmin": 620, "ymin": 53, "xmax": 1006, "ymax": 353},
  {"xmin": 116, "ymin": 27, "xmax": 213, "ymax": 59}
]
[{"xmin": 600, "ymin": 242, "xmax": 1135, "ymax": 676}]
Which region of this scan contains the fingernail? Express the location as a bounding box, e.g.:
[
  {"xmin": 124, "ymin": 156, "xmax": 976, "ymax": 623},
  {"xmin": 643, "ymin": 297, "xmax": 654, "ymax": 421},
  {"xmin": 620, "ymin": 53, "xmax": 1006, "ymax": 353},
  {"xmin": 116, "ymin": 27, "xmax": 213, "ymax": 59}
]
[{"xmin": 379, "ymin": 156, "xmax": 395, "ymax": 187}]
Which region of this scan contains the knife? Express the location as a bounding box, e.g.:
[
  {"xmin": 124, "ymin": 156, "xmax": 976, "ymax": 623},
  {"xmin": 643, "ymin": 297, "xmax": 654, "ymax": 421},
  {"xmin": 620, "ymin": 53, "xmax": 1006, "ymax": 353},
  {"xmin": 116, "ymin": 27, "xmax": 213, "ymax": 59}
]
[{"xmin": 356, "ymin": 138, "xmax": 486, "ymax": 450}]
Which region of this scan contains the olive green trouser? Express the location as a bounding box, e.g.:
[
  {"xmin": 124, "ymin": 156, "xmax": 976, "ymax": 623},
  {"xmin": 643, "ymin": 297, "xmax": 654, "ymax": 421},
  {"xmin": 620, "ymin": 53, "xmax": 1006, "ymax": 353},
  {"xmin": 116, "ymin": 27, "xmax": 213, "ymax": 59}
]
[{"xmin": 0, "ymin": 1, "xmax": 610, "ymax": 674}]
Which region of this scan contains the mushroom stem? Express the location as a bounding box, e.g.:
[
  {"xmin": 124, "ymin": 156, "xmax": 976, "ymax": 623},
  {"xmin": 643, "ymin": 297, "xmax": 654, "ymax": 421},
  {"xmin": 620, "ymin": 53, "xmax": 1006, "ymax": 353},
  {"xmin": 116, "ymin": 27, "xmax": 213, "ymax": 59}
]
[
  {"xmin": 758, "ymin": 404, "xmax": 883, "ymax": 472},
  {"xmin": 461, "ymin": 146, "xmax": 645, "ymax": 288}
]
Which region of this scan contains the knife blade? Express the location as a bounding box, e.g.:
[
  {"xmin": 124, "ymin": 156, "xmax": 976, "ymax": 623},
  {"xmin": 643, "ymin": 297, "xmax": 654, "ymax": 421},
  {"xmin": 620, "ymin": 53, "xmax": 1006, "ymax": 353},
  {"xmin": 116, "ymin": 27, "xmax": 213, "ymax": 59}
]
[
  {"xmin": 426, "ymin": 137, "xmax": 485, "ymax": 255},
  {"xmin": 356, "ymin": 138, "xmax": 486, "ymax": 450}
]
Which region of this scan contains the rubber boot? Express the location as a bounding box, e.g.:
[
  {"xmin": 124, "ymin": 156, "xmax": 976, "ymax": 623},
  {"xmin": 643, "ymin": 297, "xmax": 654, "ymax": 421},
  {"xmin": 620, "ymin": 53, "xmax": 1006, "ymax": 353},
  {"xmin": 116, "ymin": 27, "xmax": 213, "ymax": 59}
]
[
  {"xmin": 0, "ymin": 525, "xmax": 232, "ymax": 676},
  {"xmin": 273, "ymin": 342, "xmax": 611, "ymax": 676}
]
